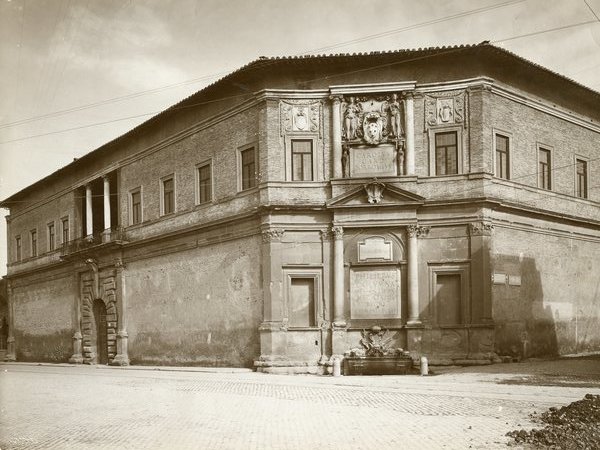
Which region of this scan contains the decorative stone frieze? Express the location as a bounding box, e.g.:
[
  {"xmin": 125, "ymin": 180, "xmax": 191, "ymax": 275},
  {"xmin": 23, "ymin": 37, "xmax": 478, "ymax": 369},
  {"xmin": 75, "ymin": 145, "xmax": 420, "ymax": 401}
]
[
  {"xmin": 262, "ymin": 228, "xmax": 285, "ymax": 243},
  {"xmin": 469, "ymin": 222, "xmax": 494, "ymax": 236},
  {"xmin": 424, "ymin": 90, "xmax": 466, "ymax": 127},
  {"xmin": 280, "ymin": 100, "xmax": 322, "ymax": 136}
]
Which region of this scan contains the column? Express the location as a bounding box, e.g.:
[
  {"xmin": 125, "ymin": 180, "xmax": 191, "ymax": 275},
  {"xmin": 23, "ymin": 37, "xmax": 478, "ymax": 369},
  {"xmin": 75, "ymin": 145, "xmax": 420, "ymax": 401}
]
[
  {"xmin": 331, "ymin": 96, "xmax": 343, "ymax": 179},
  {"xmin": 332, "ymin": 226, "xmax": 345, "ymax": 327},
  {"xmin": 111, "ymin": 258, "xmax": 130, "ymax": 365},
  {"xmin": 407, "ymin": 225, "xmax": 426, "ymax": 325},
  {"xmin": 85, "ymin": 184, "xmax": 93, "ymax": 237},
  {"xmin": 4, "ymin": 280, "xmax": 16, "ymax": 361},
  {"xmin": 103, "ymin": 176, "xmax": 111, "ymax": 230},
  {"xmin": 404, "ymin": 93, "xmax": 415, "ymax": 175},
  {"xmin": 69, "ymin": 273, "xmax": 83, "ymax": 363}
]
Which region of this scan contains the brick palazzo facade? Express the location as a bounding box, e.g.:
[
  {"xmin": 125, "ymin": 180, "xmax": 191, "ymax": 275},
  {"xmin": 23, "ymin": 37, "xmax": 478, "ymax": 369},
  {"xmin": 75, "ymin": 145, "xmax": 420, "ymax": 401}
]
[{"xmin": 2, "ymin": 43, "xmax": 599, "ymax": 372}]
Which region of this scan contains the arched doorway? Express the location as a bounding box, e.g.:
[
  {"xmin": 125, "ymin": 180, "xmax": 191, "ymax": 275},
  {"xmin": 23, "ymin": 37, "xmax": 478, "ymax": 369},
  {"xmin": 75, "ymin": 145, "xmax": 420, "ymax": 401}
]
[{"xmin": 93, "ymin": 299, "xmax": 108, "ymax": 364}]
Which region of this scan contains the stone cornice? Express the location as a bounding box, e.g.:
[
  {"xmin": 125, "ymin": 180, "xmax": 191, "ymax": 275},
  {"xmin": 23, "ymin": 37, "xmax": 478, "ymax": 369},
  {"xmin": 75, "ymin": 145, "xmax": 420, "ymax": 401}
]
[{"xmin": 329, "ymin": 81, "xmax": 416, "ymax": 95}]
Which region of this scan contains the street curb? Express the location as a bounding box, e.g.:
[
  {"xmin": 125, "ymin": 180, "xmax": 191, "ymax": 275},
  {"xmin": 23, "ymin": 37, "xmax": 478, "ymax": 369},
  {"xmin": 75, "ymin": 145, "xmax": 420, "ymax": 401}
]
[{"xmin": 0, "ymin": 361, "xmax": 253, "ymax": 374}]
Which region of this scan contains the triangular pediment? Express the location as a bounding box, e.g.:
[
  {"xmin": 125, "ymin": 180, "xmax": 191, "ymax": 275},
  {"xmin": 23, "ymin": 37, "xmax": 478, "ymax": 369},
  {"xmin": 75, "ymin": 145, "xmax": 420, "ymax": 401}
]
[{"xmin": 327, "ymin": 181, "xmax": 424, "ymax": 208}]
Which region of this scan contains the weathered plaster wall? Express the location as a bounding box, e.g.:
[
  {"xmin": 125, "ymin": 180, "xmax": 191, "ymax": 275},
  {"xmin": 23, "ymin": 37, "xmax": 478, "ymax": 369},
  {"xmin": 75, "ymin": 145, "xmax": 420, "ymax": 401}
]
[
  {"xmin": 125, "ymin": 234, "xmax": 262, "ymax": 367},
  {"xmin": 12, "ymin": 273, "xmax": 74, "ymax": 362},
  {"xmin": 492, "ymin": 224, "xmax": 600, "ymax": 357}
]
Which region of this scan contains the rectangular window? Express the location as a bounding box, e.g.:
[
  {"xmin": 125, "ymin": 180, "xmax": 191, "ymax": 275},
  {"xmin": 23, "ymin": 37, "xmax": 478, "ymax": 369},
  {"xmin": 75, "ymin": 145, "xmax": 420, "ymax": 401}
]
[
  {"xmin": 289, "ymin": 277, "xmax": 316, "ymax": 327},
  {"xmin": 15, "ymin": 236, "xmax": 22, "ymax": 262},
  {"xmin": 162, "ymin": 176, "xmax": 175, "ymax": 215},
  {"xmin": 576, "ymin": 159, "xmax": 588, "ymax": 199},
  {"xmin": 291, "ymin": 140, "xmax": 313, "ymax": 181},
  {"xmin": 241, "ymin": 147, "xmax": 256, "ymax": 190},
  {"xmin": 30, "ymin": 230, "xmax": 37, "ymax": 257},
  {"xmin": 435, "ymin": 131, "xmax": 458, "ymax": 175},
  {"xmin": 495, "ymin": 134, "xmax": 510, "ymax": 179},
  {"xmin": 61, "ymin": 217, "xmax": 69, "ymax": 244},
  {"xmin": 197, "ymin": 163, "xmax": 212, "ymax": 204},
  {"xmin": 48, "ymin": 222, "xmax": 55, "ymax": 251},
  {"xmin": 131, "ymin": 189, "xmax": 142, "ymax": 225},
  {"xmin": 538, "ymin": 148, "xmax": 551, "ymax": 190}
]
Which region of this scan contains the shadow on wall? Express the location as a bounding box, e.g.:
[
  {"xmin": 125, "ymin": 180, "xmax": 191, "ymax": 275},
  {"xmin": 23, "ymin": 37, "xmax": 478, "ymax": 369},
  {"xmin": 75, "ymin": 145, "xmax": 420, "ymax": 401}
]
[{"xmin": 494, "ymin": 255, "xmax": 559, "ymax": 358}]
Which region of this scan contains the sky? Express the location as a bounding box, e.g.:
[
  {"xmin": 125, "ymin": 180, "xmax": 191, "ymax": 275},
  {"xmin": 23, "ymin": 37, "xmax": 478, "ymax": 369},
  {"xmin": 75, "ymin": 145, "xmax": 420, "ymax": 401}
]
[{"xmin": 1, "ymin": 0, "xmax": 600, "ymax": 275}]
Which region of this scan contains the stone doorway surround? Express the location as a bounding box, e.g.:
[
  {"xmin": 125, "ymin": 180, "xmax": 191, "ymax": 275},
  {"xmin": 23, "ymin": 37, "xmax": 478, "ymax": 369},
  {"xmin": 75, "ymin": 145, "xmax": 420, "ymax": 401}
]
[{"xmin": 80, "ymin": 265, "xmax": 118, "ymax": 364}]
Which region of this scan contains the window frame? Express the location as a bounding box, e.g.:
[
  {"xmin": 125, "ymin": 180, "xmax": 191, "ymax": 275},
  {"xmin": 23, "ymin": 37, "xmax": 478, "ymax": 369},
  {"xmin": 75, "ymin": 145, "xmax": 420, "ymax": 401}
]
[
  {"xmin": 283, "ymin": 267, "xmax": 323, "ymax": 329},
  {"xmin": 574, "ymin": 155, "xmax": 589, "ymax": 199},
  {"xmin": 493, "ymin": 129, "xmax": 512, "ymax": 180},
  {"xmin": 129, "ymin": 187, "xmax": 143, "ymax": 225},
  {"xmin": 237, "ymin": 144, "xmax": 258, "ymax": 192},
  {"xmin": 15, "ymin": 235, "xmax": 22, "ymax": 262},
  {"xmin": 428, "ymin": 125, "xmax": 463, "ymax": 176},
  {"xmin": 285, "ymin": 135, "xmax": 319, "ymax": 182},
  {"xmin": 195, "ymin": 159, "xmax": 213, "ymax": 205},
  {"xmin": 47, "ymin": 221, "xmax": 56, "ymax": 252},
  {"xmin": 537, "ymin": 144, "xmax": 553, "ymax": 190},
  {"xmin": 160, "ymin": 174, "xmax": 176, "ymax": 216},
  {"xmin": 61, "ymin": 216, "xmax": 70, "ymax": 245},
  {"xmin": 30, "ymin": 229, "xmax": 38, "ymax": 258}
]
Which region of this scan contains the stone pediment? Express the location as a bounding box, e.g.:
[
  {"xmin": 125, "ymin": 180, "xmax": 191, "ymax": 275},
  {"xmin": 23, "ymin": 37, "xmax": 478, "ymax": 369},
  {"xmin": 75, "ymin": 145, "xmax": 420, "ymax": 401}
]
[{"xmin": 327, "ymin": 181, "xmax": 424, "ymax": 208}]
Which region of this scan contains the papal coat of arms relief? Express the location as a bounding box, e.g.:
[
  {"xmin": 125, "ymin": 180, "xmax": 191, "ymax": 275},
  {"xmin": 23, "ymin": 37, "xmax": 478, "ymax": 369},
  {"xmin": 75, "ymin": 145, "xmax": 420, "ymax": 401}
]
[
  {"xmin": 424, "ymin": 90, "xmax": 466, "ymax": 127},
  {"xmin": 341, "ymin": 93, "xmax": 404, "ymax": 145},
  {"xmin": 280, "ymin": 100, "xmax": 322, "ymax": 136}
]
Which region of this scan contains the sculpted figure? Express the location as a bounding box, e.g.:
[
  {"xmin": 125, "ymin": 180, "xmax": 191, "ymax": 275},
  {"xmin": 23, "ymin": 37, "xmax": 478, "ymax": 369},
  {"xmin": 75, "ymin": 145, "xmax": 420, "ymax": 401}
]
[
  {"xmin": 342, "ymin": 144, "xmax": 350, "ymax": 178},
  {"xmin": 388, "ymin": 93, "xmax": 403, "ymax": 137},
  {"xmin": 343, "ymin": 97, "xmax": 360, "ymax": 140},
  {"xmin": 396, "ymin": 143, "xmax": 405, "ymax": 176}
]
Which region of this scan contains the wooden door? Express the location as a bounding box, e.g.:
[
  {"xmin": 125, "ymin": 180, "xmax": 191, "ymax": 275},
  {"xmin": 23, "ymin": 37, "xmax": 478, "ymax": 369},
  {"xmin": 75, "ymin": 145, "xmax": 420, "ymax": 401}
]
[{"xmin": 93, "ymin": 299, "xmax": 108, "ymax": 364}]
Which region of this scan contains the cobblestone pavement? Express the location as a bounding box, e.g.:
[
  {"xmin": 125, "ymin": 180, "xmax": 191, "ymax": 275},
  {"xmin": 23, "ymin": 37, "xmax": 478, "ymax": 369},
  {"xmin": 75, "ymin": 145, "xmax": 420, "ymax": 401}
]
[{"xmin": 0, "ymin": 363, "xmax": 598, "ymax": 450}]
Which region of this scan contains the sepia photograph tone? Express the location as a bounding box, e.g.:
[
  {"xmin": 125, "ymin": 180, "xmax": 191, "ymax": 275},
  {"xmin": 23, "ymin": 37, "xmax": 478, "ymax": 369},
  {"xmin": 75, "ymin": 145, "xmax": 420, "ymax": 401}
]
[{"xmin": 0, "ymin": 0, "xmax": 599, "ymax": 448}]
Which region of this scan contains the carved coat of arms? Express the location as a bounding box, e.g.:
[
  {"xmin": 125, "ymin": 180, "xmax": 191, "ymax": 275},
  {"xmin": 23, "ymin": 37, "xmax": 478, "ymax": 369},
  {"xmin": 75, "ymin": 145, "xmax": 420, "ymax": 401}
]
[{"xmin": 362, "ymin": 112, "xmax": 386, "ymax": 145}]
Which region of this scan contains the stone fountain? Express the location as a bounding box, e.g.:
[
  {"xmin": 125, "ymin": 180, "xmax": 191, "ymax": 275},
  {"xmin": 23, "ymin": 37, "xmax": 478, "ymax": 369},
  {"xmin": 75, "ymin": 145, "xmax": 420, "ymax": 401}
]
[{"xmin": 343, "ymin": 325, "xmax": 414, "ymax": 375}]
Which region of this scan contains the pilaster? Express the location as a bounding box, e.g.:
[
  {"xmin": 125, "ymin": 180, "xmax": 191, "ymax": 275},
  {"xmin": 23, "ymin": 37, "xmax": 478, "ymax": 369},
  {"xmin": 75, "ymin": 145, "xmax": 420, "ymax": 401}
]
[
  {"xmin": 469, "ymin": 221, "xmax": 494, "ymax": 324},
  {"xmin": 69, "ymin": 272, "xmax": 83, "ymax": 364},
  {"xmin": 4, "ymin": 280, "xmax": 16, "ymax": 361},
  {"xmin": 330, "ymin": 96, "xmax": 343, "ymax": 178},
  {"xmin": 404, "ymin": 92, "xmax": 415, "ymax": 175},
  {"xmin": 111, "ymin": 258, "xmax": 130, "ymax": 366}
]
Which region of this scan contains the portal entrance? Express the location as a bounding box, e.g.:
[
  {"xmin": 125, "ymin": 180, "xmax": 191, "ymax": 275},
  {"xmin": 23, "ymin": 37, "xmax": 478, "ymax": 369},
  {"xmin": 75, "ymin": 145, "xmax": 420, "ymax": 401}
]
[{"xmin": 93, "ymin": 299, "xmax": 108, "ymax": 364}]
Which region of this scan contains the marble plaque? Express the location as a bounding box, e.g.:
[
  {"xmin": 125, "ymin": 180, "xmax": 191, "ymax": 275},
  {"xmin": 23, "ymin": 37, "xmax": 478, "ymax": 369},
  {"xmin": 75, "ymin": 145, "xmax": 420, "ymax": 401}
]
[
  {"xmin": 508, "ymin": 275, "xmax": 522, "ymax": 286},
  {"xmin": 358, "ymin": 237, "xmax": 392, "ymax": 261},
  {"xmin": 350, "ymin": 267, "xmax": 400, "ymax": 319},
  {"xmin": 492, "ymin": 273, "xmax": 506, "ymax": 285},
  {"xmin": 350, "ymin": 144, "xmax": 396, "ymax": 178}
]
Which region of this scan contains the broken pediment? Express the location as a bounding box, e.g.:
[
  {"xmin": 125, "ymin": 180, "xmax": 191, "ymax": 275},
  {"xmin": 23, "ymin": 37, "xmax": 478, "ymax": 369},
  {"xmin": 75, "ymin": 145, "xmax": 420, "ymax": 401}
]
[{"xmin": 327, "ymin": 181, "xmax": 424, "ymax": 208}]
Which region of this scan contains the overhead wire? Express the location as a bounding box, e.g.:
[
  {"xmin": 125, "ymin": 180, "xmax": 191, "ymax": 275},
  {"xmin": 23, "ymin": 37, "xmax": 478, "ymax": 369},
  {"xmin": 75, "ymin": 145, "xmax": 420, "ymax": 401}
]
[
  {"xmin": 0, "ymin": 0, "xmax": 526, "ymax": 130},
  {"xmin": 2, "ymin": 15, "xmax": 599, "ymax": 145}
]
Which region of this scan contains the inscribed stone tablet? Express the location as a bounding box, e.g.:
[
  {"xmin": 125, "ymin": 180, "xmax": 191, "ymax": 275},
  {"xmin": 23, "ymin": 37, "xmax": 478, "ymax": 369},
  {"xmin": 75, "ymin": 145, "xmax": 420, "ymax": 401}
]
[
  {"xmin": 350, "ymin": 267, "xmax": 400, "ymax": 319},
  {"xmin": 350, "ymin": 145, "xmax": 396, "ymax": 178},
  {"xmin": 358, "ymin": 237, "xmax": 393, "ymax": 261}
]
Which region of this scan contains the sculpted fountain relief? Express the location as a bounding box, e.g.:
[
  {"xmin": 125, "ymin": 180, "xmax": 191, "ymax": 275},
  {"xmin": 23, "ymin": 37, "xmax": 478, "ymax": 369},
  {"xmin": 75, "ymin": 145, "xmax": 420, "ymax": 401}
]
[{"xmin": 340, "ymin": 93, "xmax": 406, "ymax": 178}]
